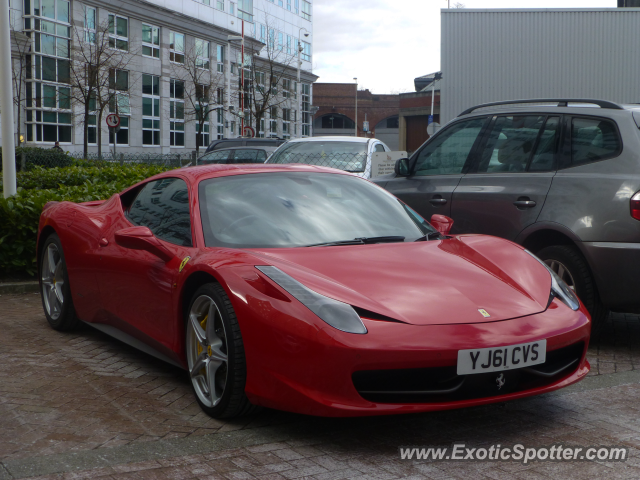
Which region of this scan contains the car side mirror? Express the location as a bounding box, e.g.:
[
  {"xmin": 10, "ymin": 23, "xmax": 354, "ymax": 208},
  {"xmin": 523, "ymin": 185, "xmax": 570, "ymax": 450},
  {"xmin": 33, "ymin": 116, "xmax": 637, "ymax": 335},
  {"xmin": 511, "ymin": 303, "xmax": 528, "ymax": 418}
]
[
  {"xmin": 394, "ymin": 158, "xmax": 411, "ymax": 177},
  {"xmin": 430, "ymin": 214, "xmax": 454, "ymax": 236},
  {"xmin": 114, "ymin": 226, "xmax": 174, "ymax": 262}
]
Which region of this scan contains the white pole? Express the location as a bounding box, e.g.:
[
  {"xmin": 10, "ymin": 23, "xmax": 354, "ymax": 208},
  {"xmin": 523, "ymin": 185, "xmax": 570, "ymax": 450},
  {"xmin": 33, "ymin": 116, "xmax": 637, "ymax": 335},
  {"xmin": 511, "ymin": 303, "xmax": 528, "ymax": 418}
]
[
  {"xmin": 297, "ymin": 40, "xmax": 302, "ymax": 138},
  {"xmin": 1, "ymin": 0, "xmax": 17, "ymax": 198},
  {"xmin": 225, "ymin": 43, "xmax": 231, "ymax": 137},
  {"xmin": 354, "ymin": 78, "xmax": 357, "ymax": 137},
  {"xmin": 431, "ymin": 82, "xmax": 435, "ymax": 118}
]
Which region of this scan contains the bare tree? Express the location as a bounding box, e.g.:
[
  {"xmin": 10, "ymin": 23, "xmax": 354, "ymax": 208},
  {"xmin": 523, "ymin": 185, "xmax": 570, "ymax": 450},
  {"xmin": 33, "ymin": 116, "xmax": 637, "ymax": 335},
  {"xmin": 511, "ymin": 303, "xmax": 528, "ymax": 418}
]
[
  {"xmin": 171, "ymin": 40, "xmax": 225, "ymax": 155},
  {"xmin": 69, "ymin": 8, "xmax": 136, "ymax": 158},
  {"xmin": 10, "ymin": 25, "xmax": 30, "ymax": 147},
  {"xmin": 230, "ymin": 14, "xmax": 298, "ymax": 137}
]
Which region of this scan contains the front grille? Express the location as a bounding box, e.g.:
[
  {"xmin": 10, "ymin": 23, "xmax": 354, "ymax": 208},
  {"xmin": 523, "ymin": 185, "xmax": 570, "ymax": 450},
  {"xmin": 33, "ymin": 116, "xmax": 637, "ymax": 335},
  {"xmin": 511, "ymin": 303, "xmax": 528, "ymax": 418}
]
[{"xmin": 352, "ymin": 341, "xmax": 585, "ymax": 404}]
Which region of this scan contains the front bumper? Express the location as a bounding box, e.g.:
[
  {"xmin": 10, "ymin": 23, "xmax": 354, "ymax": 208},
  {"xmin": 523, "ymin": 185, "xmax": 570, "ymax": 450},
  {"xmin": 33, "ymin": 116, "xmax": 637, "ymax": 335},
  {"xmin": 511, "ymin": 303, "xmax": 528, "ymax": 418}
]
[
  {"xmin": 232, "ymin": 277, "xmax": 590, "ymax": 416},
  {"xmin": 582, "ymin": 241, "xmax": 640, "ymax": 312}
]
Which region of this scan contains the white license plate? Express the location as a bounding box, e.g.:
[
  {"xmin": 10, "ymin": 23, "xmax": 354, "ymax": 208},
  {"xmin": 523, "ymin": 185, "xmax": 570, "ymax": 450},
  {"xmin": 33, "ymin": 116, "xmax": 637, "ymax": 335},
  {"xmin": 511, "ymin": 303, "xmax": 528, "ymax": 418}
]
[{"xmin": 457, "ymin": 340, "xmax": 547, "ymax": 375}]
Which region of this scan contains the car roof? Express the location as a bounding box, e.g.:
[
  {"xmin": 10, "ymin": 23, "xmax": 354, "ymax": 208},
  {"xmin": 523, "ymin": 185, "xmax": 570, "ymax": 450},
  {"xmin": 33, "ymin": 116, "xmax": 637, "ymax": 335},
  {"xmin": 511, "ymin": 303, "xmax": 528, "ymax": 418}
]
[
  {"xmin": 157, "ymin": 163, "xmax": 354, "ymax": 185},
  {"xmin": 457, "ymin": 99, "xmax": 637, "ymax": 118},
  {"xmin": 285, "ymin": 136, "xmax": 372, "ymax": 144},
  {"xmin": 210, "ymin": 138, "xmax": 283, "ymax": 145},
  {"xmin": 202, "ymin": 146, "xmax": 279, "ymax": 154}
]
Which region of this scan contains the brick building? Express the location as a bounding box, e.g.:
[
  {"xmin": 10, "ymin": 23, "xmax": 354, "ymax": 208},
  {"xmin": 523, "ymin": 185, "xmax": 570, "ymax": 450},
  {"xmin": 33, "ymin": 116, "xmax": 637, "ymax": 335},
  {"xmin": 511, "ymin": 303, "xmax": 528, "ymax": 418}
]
[
  {"xmin": 311, "ymin": 74, "xmax": 441, "ymax": 153},
  {"xmin": 399, "ymin": 72, "xmax": 441, "ymax": 153},
  {"xmin": 311, "ymin": 83, "xmax": 400, "ymax": 149}
]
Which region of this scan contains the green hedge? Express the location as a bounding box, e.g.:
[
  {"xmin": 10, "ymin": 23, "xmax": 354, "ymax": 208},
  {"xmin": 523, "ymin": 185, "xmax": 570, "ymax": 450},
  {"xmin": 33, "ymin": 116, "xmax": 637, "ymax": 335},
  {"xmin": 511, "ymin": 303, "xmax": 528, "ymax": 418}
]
[
  {"xmin": 0, "ymin": 164, "xmax": 170, "ymax": 275},
  {"xmin": 0, "ymin": 147, "xmax": 74, "ymax": 171}
]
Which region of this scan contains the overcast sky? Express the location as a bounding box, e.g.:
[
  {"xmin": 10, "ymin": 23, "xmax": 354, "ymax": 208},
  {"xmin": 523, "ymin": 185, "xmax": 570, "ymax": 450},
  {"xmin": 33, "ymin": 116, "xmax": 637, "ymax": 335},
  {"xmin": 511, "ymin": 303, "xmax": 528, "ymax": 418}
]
[{"xmin": 313, "ymin": 0, "xmax": 617, "ymax": 94}]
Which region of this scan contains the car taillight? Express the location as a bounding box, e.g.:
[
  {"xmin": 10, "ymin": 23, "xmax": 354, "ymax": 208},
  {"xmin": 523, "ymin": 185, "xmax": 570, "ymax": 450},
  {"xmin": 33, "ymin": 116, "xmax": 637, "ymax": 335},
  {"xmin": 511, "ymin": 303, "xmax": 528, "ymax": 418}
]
[{"xmin": 631, "ymin": 192, "xmax": 640, "ymax": 221}]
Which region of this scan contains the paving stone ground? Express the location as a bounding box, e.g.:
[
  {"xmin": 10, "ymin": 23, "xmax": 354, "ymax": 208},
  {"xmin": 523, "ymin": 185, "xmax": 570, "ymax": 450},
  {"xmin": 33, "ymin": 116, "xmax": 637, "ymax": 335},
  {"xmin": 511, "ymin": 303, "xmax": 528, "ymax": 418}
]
[{"xmin": 3, "ymin": 293, "xmax": 640, "ymax": 479}]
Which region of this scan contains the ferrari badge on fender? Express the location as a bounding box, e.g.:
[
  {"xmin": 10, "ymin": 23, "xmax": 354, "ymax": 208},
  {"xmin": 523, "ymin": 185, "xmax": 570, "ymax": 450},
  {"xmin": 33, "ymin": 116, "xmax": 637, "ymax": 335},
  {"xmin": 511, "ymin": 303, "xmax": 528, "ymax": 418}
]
[{"xmin": 179, "ymin": 256, "xmax": 191, "ymax": 272}]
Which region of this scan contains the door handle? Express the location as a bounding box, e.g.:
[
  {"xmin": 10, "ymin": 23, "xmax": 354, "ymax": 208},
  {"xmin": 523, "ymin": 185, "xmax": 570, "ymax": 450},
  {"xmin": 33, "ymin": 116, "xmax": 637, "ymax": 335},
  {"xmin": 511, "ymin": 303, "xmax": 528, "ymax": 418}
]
[
  {"xmin": 430, "ymin": 197, "xmax": 447, "ymax": 206},
  {"xmin": 513, "ymin": 200, "xmax": 537, "ymax": 208}
]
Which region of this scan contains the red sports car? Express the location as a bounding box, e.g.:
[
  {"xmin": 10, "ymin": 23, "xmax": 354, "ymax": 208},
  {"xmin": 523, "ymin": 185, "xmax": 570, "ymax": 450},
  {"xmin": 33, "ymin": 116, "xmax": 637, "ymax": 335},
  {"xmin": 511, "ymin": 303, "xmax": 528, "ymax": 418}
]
[{"xmin": 37, "ymin": 164, "xmax": 590, "ymax": 418}]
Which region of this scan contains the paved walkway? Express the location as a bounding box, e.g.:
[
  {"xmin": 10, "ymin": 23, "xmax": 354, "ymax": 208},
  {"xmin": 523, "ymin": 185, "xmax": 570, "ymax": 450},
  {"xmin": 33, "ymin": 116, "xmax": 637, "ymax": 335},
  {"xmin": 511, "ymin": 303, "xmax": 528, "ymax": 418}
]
[{"xmin": 2, "ymin": 293, "xmax": 640, "ymax": 479}]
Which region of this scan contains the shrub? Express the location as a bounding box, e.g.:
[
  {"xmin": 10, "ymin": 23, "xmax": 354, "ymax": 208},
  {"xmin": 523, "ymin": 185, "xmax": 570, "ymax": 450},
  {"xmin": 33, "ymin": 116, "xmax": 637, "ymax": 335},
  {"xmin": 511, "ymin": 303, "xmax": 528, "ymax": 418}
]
[
  {"xmin": 0, "ymin": 164, "xmax": 171, "ymax": 275},
  {"xmin": 0, "ymin": 146, "xmax": 74, "ymax": 171},
  {"xmin": 8, "ymin": 164, "xmax": 169, "ymax": 191}
]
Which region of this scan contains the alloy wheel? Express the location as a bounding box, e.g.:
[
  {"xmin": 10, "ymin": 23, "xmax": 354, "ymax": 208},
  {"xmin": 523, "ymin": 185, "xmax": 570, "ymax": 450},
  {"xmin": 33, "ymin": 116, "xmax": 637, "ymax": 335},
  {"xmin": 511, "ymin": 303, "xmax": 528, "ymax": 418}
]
[
  {"xmin": 544, "ymin": 259, "xmax": 576, "ymax": 292},
  {"xmin": 41, "ymin": 243, "xmax": 65, "ymax": 320},
  {"xmin": 186, "ymin": 295, "xmax": 229, "ymax": 408}
]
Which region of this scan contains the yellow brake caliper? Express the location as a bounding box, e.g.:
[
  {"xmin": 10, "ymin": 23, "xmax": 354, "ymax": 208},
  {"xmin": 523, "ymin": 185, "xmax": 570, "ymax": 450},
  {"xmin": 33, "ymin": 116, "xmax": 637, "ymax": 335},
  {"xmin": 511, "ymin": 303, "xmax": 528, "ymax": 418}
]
[{"xmin": 197, "ymin": 315, "xmax": 212, "ymax": 375}]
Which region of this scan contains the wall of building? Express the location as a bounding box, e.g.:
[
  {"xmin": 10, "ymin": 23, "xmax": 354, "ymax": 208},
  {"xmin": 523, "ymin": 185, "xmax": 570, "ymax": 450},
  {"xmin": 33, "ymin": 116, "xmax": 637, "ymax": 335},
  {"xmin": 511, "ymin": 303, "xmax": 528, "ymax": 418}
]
[
  {"xmin": 398, "ymin": 90, "xmax": 439, "ymax": 153},
  {"xmin": 312, "ymin": 83, "xmax": 400, "ymax": 147},
  {"xmin": 441, "ymin": 8, "xmax": 640, "ymax": 124},
  {"xmin": 5, "ymin": 0, "xmax": 316, "ymax": 153}
]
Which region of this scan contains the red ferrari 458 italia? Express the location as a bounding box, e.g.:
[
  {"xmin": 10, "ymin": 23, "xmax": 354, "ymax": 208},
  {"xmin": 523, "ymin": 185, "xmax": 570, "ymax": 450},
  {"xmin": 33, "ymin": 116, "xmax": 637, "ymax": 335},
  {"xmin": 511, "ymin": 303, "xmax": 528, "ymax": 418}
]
[{"xmin": 37, "ymin": 164, "xmax": 590, "ymax": 418}]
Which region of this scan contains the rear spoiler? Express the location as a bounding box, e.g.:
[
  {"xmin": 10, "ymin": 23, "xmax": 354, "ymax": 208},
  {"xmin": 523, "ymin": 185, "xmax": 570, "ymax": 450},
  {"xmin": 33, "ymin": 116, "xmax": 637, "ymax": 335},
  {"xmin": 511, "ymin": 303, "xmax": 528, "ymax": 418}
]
[
  {"xmin": 79, "ymin": 200, "xmax": 106, "ymax": 207},
  {"xmin": 42, "ymin": 199, "xmax": 106, "ymax": 212},
  {"xmin": 42, "ymin": 201, "xmax": 59, "ymax": 212}
]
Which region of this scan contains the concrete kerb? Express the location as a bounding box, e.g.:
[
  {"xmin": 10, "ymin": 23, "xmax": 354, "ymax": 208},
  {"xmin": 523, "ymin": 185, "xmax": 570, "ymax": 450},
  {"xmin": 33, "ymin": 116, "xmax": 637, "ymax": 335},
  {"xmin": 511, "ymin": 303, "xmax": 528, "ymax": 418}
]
[{"xmin": 0, "ymin": 282, "xmax": 39, "ymax": 295}]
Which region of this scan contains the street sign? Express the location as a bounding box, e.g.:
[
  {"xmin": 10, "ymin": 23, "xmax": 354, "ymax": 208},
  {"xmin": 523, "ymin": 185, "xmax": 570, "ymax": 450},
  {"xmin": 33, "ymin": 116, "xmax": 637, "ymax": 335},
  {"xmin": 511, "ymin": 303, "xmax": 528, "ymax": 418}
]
[
  {"xmin": 363, "ymin": 121, "xmax": 369, "ymax": 132},
  {"xmin": 428, "ymin": 115, "xmax": 434, "ymax": 125},
  {"xmin": 428, "ymin": 122, "xmax": 441, "ymax": 136},
  {"xmin": 106, "ymin": 114, "xmax": 120, "ymax": 128},
  {"xmin": 243, "ymin": 126, "xmax": 255, "ymax": 138},
  {"xmin": 371, "ymin": 151, "xmax": 408, "ymax": 178}
]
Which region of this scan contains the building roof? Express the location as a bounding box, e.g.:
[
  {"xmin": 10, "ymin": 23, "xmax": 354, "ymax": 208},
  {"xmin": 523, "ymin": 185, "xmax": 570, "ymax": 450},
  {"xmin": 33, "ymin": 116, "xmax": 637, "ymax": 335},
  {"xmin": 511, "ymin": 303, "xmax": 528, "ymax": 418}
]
[{"xmin": 414, "ymin": 72, "xmax": 442, "ymax": 92}]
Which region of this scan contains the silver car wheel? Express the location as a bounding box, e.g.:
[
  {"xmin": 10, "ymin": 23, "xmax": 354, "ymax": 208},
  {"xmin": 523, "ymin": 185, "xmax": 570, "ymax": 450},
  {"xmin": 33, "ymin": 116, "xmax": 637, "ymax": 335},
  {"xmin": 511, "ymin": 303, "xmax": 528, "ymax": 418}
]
[
  {"xmin": 41, "ymin": 243, "xmax": 65, "ymax": 320},
  {"xmin": 544, "ymin": 259, "xmax": 576, "ymax": 292},
  {"xmin": 186, "ymin": 295, "xmax": 229, "ymax": 408}
]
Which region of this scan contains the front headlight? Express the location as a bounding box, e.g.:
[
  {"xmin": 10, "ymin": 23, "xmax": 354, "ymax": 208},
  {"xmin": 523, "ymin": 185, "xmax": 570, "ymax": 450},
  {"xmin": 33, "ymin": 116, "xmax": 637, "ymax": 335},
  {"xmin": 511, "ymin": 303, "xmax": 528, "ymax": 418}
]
[
  {"xmin": 525, "ymin": 250, "xmax": 580, "ymax": 311},
  {"xmin": 256, "ymin": 266, "xmax": 368, "ymax": 334}
]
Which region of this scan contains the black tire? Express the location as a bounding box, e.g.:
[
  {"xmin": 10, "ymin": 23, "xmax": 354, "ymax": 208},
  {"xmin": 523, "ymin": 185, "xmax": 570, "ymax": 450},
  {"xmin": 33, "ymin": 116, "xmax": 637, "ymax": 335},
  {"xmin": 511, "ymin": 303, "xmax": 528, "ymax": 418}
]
[
  {"xmin": 39, "ymin": 233, "xmax": 81, "ymax": 331},
  {"xmin": 185, "ymin": 283, "xmax": 259, "ymax": 418},
  {"xmin": 536, "ymin": 245, "xmax": 608, "ymax": 325}
]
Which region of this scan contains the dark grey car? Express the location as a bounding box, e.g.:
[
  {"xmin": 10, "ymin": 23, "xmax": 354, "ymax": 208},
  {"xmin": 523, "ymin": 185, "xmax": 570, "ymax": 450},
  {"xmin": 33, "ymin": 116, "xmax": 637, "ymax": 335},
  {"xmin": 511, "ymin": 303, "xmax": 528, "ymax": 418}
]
[
  {"xmin": 374, "ymin": 99, "xmax": 640, "ymax": 323},
  {"xmin": 197, "ymin": 146, "xmax": 278, "ymax": 165}
]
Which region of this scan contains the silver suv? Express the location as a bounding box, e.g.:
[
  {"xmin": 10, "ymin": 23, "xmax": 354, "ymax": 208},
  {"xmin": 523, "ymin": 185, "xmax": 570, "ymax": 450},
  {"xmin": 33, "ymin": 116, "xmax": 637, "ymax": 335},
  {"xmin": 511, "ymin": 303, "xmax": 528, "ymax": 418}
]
[{"xmin": 374, "ymin": 99, "xmax": 640, "ymax": 324}]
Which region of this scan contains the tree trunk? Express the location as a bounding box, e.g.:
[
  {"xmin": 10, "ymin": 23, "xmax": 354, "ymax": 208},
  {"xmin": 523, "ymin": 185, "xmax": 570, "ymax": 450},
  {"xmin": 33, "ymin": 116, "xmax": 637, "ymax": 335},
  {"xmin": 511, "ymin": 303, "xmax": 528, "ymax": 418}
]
[
  {"xmin": 255, "ymin": 112, "xmax": 263, "ymax": 136},
  {"xmin": 196, "ymin": 117, "xmax": 202, "ymax": 156},
  {"xmin": 97, "ymin": 109, "xmax": 103, "ymax": 158},
  {"xmin": 15, "ymin": 97, "xmax": 21, "ymax": 148},
  {"xmin": 83, "ymin": 100, "xmax": 90, "ymax": 159}
]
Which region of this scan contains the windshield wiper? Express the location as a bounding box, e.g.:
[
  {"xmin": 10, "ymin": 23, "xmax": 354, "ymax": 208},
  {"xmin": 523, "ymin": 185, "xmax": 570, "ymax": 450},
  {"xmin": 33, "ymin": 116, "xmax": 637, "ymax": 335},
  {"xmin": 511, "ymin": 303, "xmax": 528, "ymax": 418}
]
[
  {"xmin": 304, "ymin": 236, "xmax": 406, "ymax": 247},
  {"xmin": 414, "ymin": 232, "xmax": 444, "ymax": 242}
]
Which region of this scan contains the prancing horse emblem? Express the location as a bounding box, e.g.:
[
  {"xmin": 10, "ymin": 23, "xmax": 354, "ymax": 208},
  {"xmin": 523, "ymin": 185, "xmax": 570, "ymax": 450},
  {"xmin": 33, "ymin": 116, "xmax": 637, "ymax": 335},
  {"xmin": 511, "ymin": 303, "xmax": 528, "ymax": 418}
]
[
  {"xmin": 496, "ymin": 373, "xmax": 506, "ymax": 390},
  {"xmin": 179, "ymin": 256, "xmax": 191, "ymax": 273}
]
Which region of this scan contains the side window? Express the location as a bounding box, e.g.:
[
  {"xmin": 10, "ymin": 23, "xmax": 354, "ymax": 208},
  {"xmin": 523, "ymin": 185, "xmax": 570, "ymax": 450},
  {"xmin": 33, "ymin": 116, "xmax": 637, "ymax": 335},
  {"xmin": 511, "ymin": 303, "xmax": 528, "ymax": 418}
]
[
  {"xmin": 199, "ymin": 151, "xmax": 230, "ymax": 164},
  {"xmin": 414, "ymin": 117, "xmax": 486, "ymax": 176},
  {"xmin": 233, "ymin": 149, "xmax": 259, "ymax": 163},
  {"xmin": 255, "ymin": 150, "xmax": 267, "ymax": 162},
  {"xmin": 374, "ymin": 143, "xmax": 385, "ymax": 152},
  {"xmin": 477, "ymin": 116, "xmax": 545, "ymax": 173},
  {"xmin": 529, "ymin": 117, "xmax": 560, "ymax": 172},
  {"xmin": 127, "ymin": 178, "xmax": 193, "ymax": 247},
  {"xmin": 571, "ymin": 117, "xmax": 621, "ymax": 166}
]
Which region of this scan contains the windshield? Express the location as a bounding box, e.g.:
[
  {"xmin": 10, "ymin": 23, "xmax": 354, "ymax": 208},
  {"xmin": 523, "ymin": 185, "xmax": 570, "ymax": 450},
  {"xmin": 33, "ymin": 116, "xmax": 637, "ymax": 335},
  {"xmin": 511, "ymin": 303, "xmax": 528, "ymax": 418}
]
[
  {"xmin": 198, "ymin": 172, "xmax": 435, "ymax": 248},
  {"xmin": 267, "ymin": 141, "xmax": 368, "ymax": 172}
]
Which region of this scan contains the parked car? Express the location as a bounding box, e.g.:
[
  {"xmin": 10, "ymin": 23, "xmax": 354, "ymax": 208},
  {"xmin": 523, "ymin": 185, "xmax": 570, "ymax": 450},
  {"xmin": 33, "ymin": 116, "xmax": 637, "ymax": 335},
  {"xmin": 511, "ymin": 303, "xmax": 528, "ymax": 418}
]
[
  {"xmin": 197, "ymin": 147, "xmax": 278, "ymax": 165},
  {"xmin": 374, "ymin": 98, "xmax": 640, "ymax": 324},
  {"xmin": 266, "ymin": 136, "xmax": 390, "ymax": 178},
  {"xmin": 204, "ymin": 137, "xmax": 286, "ymax": 153},
  {"xmin": 38, "ymin": 164, "xmax": 589, "ymax": 418}
]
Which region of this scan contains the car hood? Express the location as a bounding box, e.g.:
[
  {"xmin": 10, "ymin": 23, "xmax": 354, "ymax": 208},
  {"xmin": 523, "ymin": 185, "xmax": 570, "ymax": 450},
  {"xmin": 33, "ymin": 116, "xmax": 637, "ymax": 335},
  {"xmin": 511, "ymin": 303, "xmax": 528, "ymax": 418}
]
[{"xmin": 247, "ymin": 235, "xmax": 551, "ymax": 326}]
